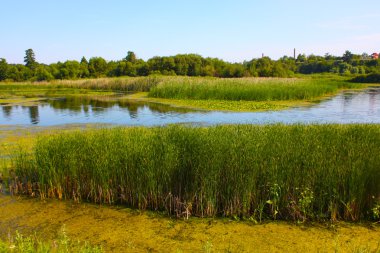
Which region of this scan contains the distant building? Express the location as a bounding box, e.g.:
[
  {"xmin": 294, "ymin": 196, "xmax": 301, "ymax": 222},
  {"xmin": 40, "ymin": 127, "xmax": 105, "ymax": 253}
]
[{"xmin": 371, "ymin": 53, "xmax": 379, "ymax": 59}]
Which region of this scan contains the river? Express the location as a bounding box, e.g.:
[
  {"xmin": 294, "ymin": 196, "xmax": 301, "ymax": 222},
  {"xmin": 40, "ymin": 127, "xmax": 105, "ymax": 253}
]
[{"xmin": 1, "ymin": 87, "xmax": 379, "ymax": 126}]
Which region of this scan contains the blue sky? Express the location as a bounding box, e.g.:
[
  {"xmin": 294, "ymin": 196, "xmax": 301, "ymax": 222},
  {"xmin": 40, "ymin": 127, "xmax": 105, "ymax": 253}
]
[{"xmin": 1, "ymin": 0, "xmax": 380, "ymax": 64}]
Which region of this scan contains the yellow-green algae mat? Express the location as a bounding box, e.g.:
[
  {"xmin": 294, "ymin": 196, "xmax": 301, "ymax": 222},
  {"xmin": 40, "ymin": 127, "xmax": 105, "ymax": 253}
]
[{"xmin": 0, "ymin": 196, "xmax": 379, "ymax": 253}]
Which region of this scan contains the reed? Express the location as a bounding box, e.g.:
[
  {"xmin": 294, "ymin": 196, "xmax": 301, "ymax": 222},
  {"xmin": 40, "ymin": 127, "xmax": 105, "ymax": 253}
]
[
  {"xmin": 53, "ymin": 76, "xmax": 162, "ymax": 92},
  {"xmin": 13, "ymin": 124, "xmax": 380, "ymax": 221},
  {"xmin": 148, "ymin": 77, "xmax": 360, "ymax": 101},
  {"xmin": 0, "ymin": 76, "xmax": 162, "ymax": 95}
]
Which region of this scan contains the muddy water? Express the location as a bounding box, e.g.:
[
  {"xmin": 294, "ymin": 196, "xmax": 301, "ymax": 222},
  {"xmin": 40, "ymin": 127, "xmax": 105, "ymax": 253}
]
[{"xmin": 0, "ymin": 195, "xmax": 379, "ymax": 252}]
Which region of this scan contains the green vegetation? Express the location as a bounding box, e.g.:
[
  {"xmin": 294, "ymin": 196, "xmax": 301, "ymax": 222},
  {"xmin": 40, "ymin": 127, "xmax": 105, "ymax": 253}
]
[
  {"xmin": 12, "ymin": 125, "xmax": 380, "ymax": 222},
  {"xmin": 1, "ymin": 196, "xmax": 379, "ymax": 253},
  {"xmin": 54, "ymin": 76, "xmax": 161, "ymax": 92},
  {"xmin": 1, "ymin": 76, "xmax": 365, "ymax": 111},
  {"xmin": 0, "ymin": 83, "xmax": 115, "ymax": 100},
  {"xmin": 351, "ymin": 73, "xmax": 380, "ymax": 83},
  {"xmin": 148, "ymin": 77, "xmax": 361, "ymax": 101},
  {"xmin": 132, "ymin": 92, "xmax": 303, "ymax": 111},
  {"xmin": 0, "ymin": 228, "xmax": 102, "ymax": 253},
  {"xmin": 1, "ymin": 50, "xmax": 380, "ymax": 82}
]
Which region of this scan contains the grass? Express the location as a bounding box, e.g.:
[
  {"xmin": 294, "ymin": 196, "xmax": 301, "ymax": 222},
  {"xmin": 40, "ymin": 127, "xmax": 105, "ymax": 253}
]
[
  {"xmin": 148, "ymin": 77, "xmax": 363, "ymax": 101},
  {"xmin": 0, "ymin": 125, "xmax": 108, "ymax": 175},
  {"xmin": 53, "ymin": 76, "xmax": 162, "ymax": 92},
  {"xmin": 124, "ymin": 92, "xmax": 311, "ymax": 111},
  {"xmin": 11, "ymin": 124, "xmax": 380, "ymax": 222},
  {"xmin": 0, "ymin": 76, "xmax": 161, "ymax": 93},
  {"xmin": 1, "ymin": 76, "xmax": 369, "ymax": 111},
  {"xmin": 0, "ymin": 227, "xmax": 102, "ymax": 253}
]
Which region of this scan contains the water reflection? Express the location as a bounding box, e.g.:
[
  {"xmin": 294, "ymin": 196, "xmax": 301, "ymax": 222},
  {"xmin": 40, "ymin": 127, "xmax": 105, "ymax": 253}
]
[
  {"xmin": 27, "ymin": 106, "xmax": 39, "ymax": 125},
  {"xmin": 2, "ymin": 106, "xmax": 12, "ymax": 119},
  {"xmin": 45, "ymin": 96, "xmax": 195, "ymax": 117},
  {"xmin": 1, "ymin": 88, "xmax": 380, "ymax": 126}
]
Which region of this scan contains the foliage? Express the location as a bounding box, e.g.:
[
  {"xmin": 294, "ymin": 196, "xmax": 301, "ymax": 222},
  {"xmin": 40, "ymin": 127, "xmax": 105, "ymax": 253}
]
[
  {"xmin": 88, "ymin": 57, "xmax": 107, "ymax": 78},
  {"xmin": 13, "ymin": 124, "xmax": 380, "ymax": 222},
  {"xmin": 0, "ymin": 58, "xmax": 8, "ymax": 81},
  {"xmin": 24, "ymin": 49, "xmax": 37, "ymax": 70},
  {"xmin": 1, "ymin": 50, "xmax": 380, "ymax": 82},
  {"xmin": 351, "ymin": 73, "xmax": 380, "ymax": 83}
]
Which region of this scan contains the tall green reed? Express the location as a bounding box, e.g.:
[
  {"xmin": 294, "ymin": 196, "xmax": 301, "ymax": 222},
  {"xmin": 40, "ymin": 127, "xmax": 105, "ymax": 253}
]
[
  {"xmin": 13, "ymin": 125, "xmax": 380, "ymax": 221},
  {"xmin": 148, "ymin": 77, "xmax": 360, "ymax": 101}
]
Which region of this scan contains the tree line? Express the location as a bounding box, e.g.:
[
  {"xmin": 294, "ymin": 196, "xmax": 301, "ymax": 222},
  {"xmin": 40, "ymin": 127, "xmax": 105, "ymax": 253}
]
[{"xmin": 0, "ymin": 49, "xmax": 379, "ymax": 82}]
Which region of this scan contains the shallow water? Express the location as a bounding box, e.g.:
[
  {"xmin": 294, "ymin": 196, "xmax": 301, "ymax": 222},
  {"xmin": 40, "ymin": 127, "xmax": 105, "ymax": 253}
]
[
  {"xmin": 0, "ymin": 195, "xmax": 379, "ymax": 253},
  {"xmin": 1, "ymin": 87, "xmax": 379, "ymax": 126}
]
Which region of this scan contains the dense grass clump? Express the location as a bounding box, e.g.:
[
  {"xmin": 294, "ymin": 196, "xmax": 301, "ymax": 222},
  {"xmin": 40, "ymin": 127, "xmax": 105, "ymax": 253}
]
[
  {"xmin": 149, "ymin": 77, "xmax": 359, "ymax": 101},
  {"xmin": 13, "ymin": 125, "xmax": 380, "ymax": 221},
  {"xmin": 351, "ymin": 73, "xmax": 380, "ymax": 83},
  {"xmin": 1, "ymin": 76, "xmax": 363, "ymax": 102},
  {"xmin": 0, "ymin": 76, "xmax": 162, "ymax": 96},
  {"xmin": 56, "ymin": 76, "xmax": 162, "ymax": 92}
]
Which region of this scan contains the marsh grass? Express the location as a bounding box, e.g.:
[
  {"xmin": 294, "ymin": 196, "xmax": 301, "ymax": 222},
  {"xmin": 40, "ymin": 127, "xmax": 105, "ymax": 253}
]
[
  {"xmin": 0, "ymin": 77, "xmax": 162, "ymax": 100},
  {"xmin": 2, "ymin": 76, "xmax": 364, "ymax": 102},
  {"xmin": 0, "ymin": 227, "xmax": 102, "ymax": 253},
  {"xmin": 12, "ymin": 125, "xmax": 380, "ymax": 222},
  {"xmin": 53, "ymin": 76, "xmax": 162, "ymax": 92},
  {"xmin": 148, "ymin": 77, "xmax": 362, "ymax": 101}
]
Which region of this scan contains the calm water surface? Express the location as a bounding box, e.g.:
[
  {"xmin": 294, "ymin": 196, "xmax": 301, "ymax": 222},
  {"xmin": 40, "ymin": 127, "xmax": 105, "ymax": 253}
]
[{"xmin": 1, "ymin": 87, "xmax": 379, "ymax": 126}]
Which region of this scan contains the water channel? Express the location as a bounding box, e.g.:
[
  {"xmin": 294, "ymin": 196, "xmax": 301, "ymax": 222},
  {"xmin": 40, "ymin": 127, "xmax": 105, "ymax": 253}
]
[{"xmin": 1, "ymin": 87, "xmax": 379, "ymax": 126}]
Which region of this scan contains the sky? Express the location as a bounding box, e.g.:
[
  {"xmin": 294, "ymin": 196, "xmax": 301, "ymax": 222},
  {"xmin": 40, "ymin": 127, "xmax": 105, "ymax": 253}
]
[{"xmin": 1, "ymin": 0, "xmax": 380, "ymax": 64}]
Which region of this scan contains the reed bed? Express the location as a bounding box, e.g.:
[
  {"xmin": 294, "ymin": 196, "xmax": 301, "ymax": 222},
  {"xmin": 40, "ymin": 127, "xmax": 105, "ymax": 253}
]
[
  {"xmin": 13, "ymin": 125, "xmax": 380, "ymax": 221},
  {"xmin": 2, "ymin": 76, "xmax": 363, "ymax": 102},
  {"xmin": 148, "ymin": 77, "xmax": 359, "ymax": 101},
  {"xmin": 0, "ymin": 76, "xmax": 162, "ymax": 94},
  {"xmin": 53, "ymin": 76, "xmax": 162, "ymax": 92}
]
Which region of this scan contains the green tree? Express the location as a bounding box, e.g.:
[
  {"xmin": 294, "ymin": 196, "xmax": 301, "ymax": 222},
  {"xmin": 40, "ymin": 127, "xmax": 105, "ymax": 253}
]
[
  {"xmin": 79, "ymin": 57, "xmax": 90, "ymax": 78},
  {"xmin": 88, "ymin": 57, "xmax": 107, "ymax": 77},
  {"xmin": 0, "ymin": 58, "xmax": 8, "ymax": 81},
  {"xmin": 64, "ymin": 60, "xmax": 81, "ymax": 79},
  {"xmin": 296, "ymin": 54, "xmax": 307, "ymax": 63},
  {"xmin": 7, "ymin": 64, "xmax": 33, "ymax": 81},
  {"xmin": 125, "ymin": 51, "xmax": 137, "ymax": 63},
  {"xmin": 80, "ymin": 56, "xmax": 88, "ymax": 65},
  {"xmin": 342, "ymin": 50, "xmax": 354, "ymax": 63},
  {"xmin": 35, "ymin": 66, "xmax": 54, "ymax": 81},
  {"xmin": 24, "ymin": 48, "xmax": 37, "ymax": 69}
]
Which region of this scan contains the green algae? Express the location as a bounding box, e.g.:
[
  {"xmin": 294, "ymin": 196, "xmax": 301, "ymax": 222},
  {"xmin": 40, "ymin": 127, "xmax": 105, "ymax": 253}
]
[{"xmin": 0, "ymin": 196, "xmax": 379, "ymax": 252}]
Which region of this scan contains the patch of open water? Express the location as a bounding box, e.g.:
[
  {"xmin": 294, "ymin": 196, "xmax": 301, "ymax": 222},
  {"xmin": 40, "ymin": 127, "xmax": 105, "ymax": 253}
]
[{"xmin": 1, "ymin": 87, "xmax": 379, "ymax": 126}]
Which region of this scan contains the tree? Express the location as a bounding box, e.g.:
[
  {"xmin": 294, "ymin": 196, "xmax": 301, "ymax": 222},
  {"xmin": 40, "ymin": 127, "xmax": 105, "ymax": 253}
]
[
  {"xmin": 79, "ymin": 57, "xmax": 90, "ymax": 78},
  {"xmin": 125, "ymin": 51, "xmax": 137, "ymax": 63},
  {"xmin": 0, "ymin": 58, "xmax": 8, "ymax": 81},
  {"xmin": 35, "ymin": 66, "xmax": 54, "ymax": 81},
  {"xmin": 24, "ymin": 48, "xmax": 37, "ymax": 69},
  {"xmin": 80, "ymin": 56, "xmax": 88, "ymax": 65},
  {"xmin": 296, "ymin": 54, "xmax": 307, "ymax": 63},
  {"xmin": 342, "ymin": 50, "xmax": 353, "ymax": 63},
  {"xmin": 88, "ymin": 57, "xmax": 107, "ymax": 77}
]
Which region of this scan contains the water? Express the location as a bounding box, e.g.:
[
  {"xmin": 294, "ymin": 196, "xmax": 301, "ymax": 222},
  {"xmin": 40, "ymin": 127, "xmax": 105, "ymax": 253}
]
[{"xmin": 1, "ymin": 87, "xmax": 380, "ymax": 126}]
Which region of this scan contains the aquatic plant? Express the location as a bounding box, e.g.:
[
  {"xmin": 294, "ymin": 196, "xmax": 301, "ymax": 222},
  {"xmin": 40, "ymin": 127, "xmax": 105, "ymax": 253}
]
[
  {"xmin": 148, "ymin": 77, "xmax": 360, "ymax": 101},
  {"xmin": 13, "ymin": 124, "xmax": 380, "ymax": 221},
  {"xmin": 0, "ymin": 227, "xmax": 102, "ymax": 253}
]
